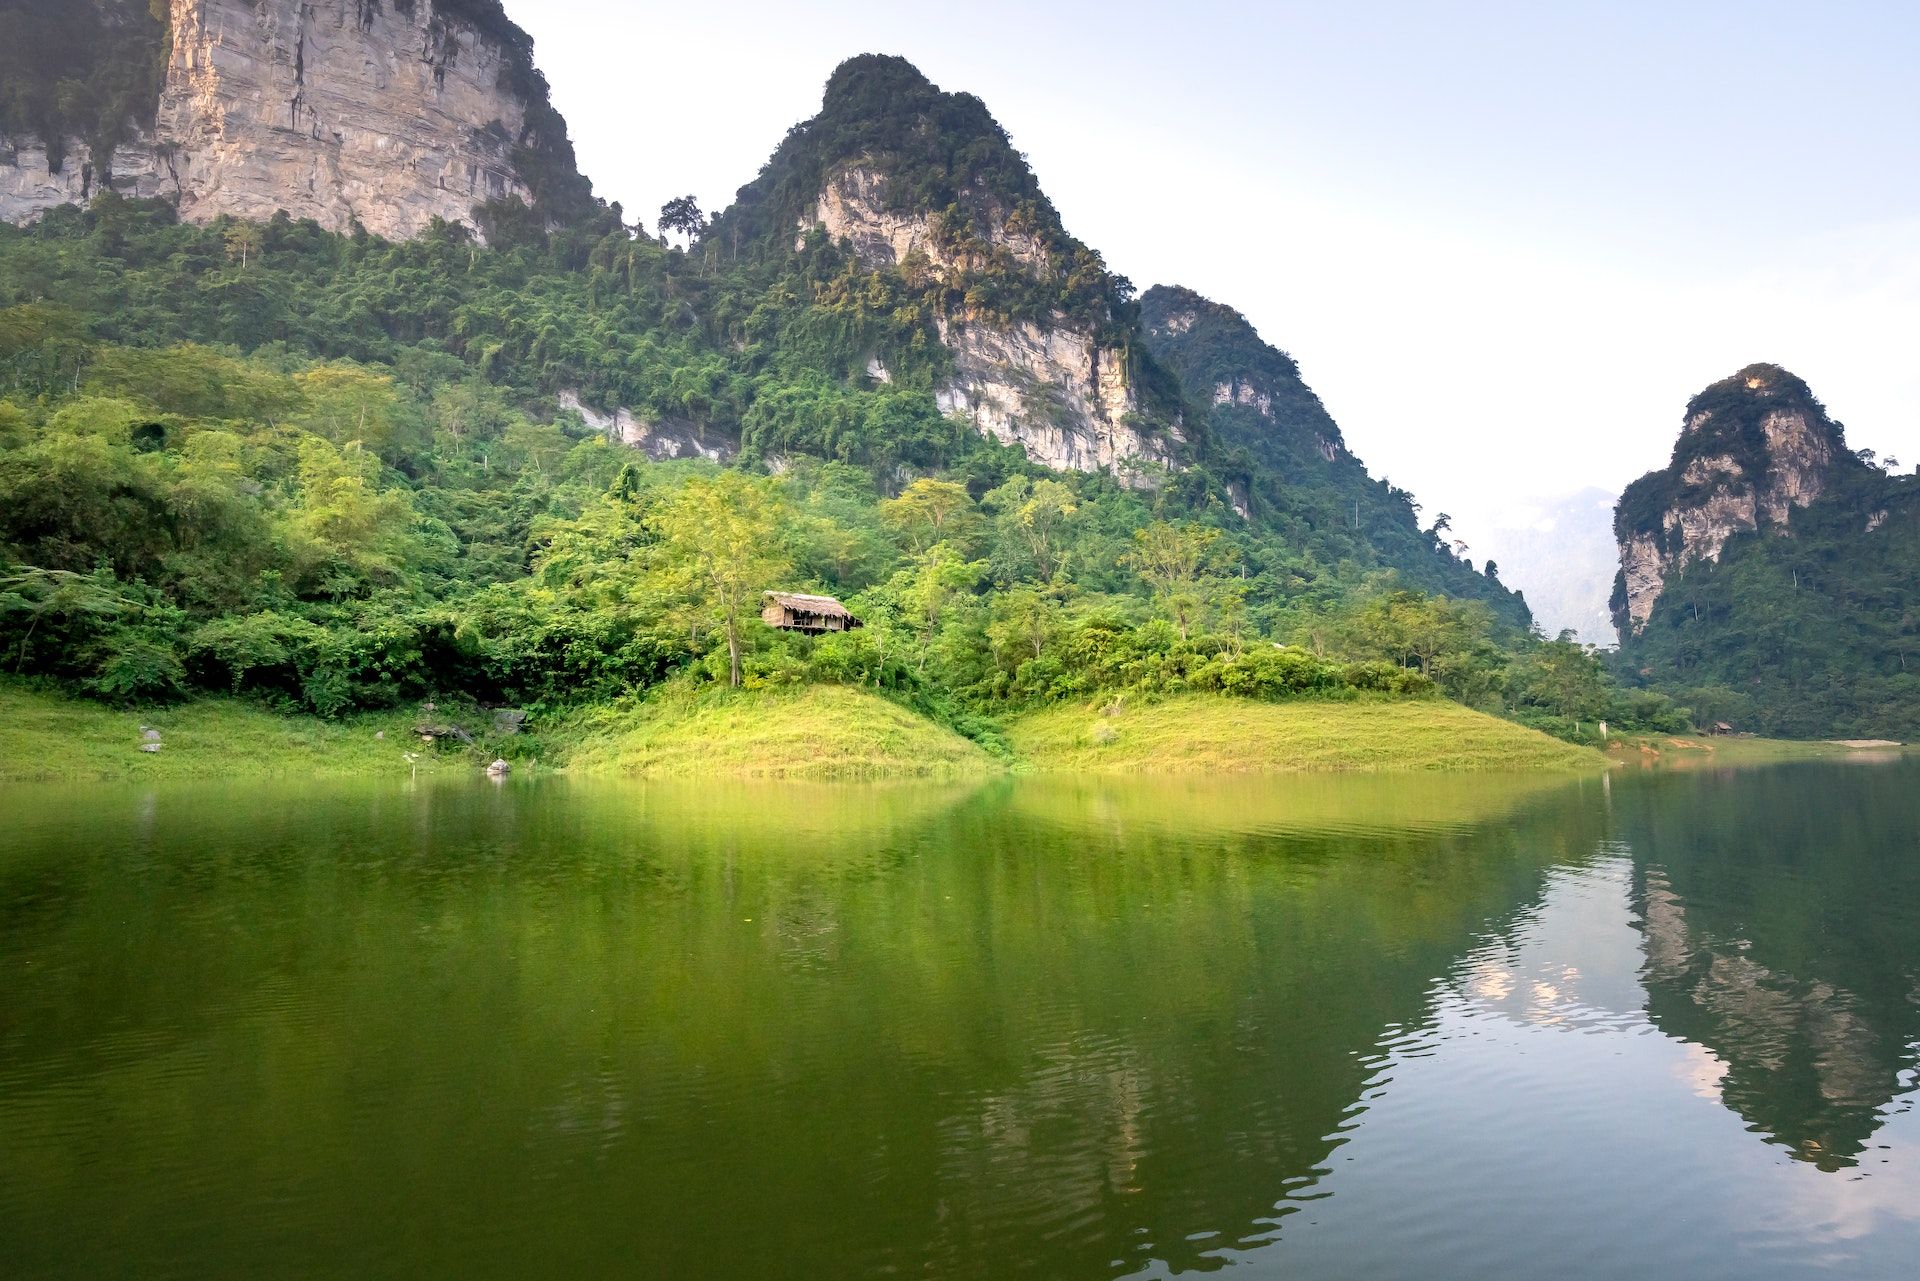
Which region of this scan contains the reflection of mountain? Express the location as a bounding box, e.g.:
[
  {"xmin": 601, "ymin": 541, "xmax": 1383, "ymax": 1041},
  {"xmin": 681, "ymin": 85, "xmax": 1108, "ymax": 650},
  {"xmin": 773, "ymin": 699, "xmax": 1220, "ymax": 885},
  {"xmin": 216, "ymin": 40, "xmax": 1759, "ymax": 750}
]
[
  {"xmin": 1617, "ymin": 766, "xmax": 1920, "ymax": 1170},
  {"xmin": 0, "ymin": 775, "xmax": 1609, "ymax": 1278}
]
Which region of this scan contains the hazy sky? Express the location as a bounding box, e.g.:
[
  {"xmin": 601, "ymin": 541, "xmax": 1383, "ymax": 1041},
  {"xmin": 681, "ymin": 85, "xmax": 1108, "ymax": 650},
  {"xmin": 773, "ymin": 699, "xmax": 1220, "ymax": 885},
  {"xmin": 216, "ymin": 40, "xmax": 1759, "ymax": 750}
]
[{"xmin": 514, "ymin": 0, "xmax": 1918, "ymax": 549}]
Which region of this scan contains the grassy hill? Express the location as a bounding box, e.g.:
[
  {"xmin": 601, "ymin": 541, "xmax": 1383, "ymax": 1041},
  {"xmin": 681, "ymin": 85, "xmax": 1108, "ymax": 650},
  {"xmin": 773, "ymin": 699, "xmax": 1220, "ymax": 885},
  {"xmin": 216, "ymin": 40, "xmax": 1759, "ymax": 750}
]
[
  {"xmin": 1005, "ymin": 694, "xmax": 1606, "ymax": 774},
  {"xmin": 559, "ymin": 684, "xmax": 1002, "ymax": 780}
]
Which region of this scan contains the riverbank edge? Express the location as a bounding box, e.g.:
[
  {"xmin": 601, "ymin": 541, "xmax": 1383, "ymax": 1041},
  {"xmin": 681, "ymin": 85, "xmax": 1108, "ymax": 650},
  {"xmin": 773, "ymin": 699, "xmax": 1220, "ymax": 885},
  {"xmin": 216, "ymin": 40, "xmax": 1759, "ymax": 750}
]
[
  {"xmin": 1605, "ymin": 733, "xmax": 1912, "ymax": 768},
  {"xmin": 0, "ymin": 681, "xmax": 1728, "ymax": 784},
  {"xmin": 1002, "ymin": 693, "xmax": 1607, "ymax": 774}
]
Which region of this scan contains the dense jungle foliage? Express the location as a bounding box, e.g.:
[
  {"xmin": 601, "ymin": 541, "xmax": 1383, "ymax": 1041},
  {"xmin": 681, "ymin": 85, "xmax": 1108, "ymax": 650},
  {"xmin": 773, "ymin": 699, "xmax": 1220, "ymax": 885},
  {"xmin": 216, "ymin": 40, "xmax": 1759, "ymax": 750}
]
[{"xmin": 0, "ymin": 194, "xmax": 1686, "ymax": 742}]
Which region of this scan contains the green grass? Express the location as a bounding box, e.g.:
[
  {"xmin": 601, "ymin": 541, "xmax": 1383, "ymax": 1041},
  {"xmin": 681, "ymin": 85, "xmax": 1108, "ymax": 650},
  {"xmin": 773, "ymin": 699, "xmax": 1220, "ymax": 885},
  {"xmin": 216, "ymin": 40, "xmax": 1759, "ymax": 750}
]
[
  {"xmin": 0, "ymin": 682, "xmax": 491, "ymax": 783},
  {"xmin": 559, "ymin": 683, "xmax": 1002, "ymax": 780},
  {"xmin": 1, "ymin": 682, "xmax": 1619, "ymax": 785},
  {"xmin": 1005, "ymin": 694, "xmax": 1608, "ymax": 774},
  {"xmin": 1607, "ymin": 733, "xmax": 1910, "ymax": 768}
]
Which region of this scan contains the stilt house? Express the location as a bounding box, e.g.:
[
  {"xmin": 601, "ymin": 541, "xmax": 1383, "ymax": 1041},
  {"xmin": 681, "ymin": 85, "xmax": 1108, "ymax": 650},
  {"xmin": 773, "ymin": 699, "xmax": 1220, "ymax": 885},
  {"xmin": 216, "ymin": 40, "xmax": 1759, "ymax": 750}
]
[{"xmin": 761, "ymin": 592, "xmax": 861, "ymax": 634}]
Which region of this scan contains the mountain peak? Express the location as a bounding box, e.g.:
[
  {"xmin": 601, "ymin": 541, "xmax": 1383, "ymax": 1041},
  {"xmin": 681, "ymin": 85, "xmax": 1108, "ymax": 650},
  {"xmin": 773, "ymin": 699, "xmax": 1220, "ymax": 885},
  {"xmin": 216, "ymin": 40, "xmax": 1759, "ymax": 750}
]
[
  {"xmin": 820, "ymin": 54, "xmax": 941, "ymax": 110},
  {"xmin": 717, "ymin": 53, "xmax": 1053, "ymax": 257},
  {"xmin": 1615, "ymin": 364, "xmax": 1856, "ymax": 634}
]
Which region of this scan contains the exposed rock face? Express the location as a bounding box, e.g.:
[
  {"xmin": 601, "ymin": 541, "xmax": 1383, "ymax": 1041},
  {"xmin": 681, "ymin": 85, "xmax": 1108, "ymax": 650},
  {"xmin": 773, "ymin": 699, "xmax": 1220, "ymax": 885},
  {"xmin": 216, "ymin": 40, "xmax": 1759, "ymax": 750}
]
[
  {"xmin": 0, "ymin": 0, "xmax": 564, "ymax": 241},
  {"xmin": 1613, "ymin": 365, "xmax": 1843, "ymax": 634},
  {"xmin": 557, "ymin": 392, "xmax": 738, "ymax": 464},
  {"xmin": 0, "ymin": 129, "xmax": 174, "ymax": 215},
  {"xmin": 805, "ymin": 165, "xmax": 1173, "ymax": 483},
  {"xmin": 809, "ymin": 165, "xmax": 1051, "ymax": 275},
  {"xmin": 932, "ymin": 315, "xmax": 1177, "ymax": 480}
]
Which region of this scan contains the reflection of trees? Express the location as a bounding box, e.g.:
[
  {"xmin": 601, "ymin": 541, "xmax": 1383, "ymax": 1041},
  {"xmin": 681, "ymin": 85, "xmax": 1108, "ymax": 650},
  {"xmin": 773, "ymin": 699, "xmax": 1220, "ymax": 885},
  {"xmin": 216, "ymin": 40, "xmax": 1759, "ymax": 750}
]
[
  {"xmin": 0, "ymin": 774, "xmax": 1606, "ymax": 1277},
  {"xmin": 1621, "ymin": 765, "xmax": 1920, "ymax": 1171}
]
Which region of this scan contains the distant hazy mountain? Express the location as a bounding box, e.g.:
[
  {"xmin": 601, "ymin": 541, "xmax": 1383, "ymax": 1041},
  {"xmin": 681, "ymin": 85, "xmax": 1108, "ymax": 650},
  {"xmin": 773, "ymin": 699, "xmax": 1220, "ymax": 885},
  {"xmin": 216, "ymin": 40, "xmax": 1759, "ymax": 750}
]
[{"xmin": 1475, "ymin": 489, "xmax": 1620, "ymax": 646}]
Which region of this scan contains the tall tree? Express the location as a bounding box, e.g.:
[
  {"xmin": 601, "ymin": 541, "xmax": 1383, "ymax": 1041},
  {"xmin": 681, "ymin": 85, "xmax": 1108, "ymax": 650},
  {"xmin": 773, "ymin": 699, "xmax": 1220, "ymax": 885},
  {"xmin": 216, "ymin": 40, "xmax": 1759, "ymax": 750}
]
[
  {"xmin": 657, "ymin": 195, "xmax": 706, "ymax": 245},
  {"xmin": 223, "ymin": 223, "xmax": 263, "ymax": 269},
  {"xmin": 1124, "ymin": 520, "xmax": 1227, "ymax": 641},
  {"xmin": 987, "ymin": 476, "xmax": 1078, "ymax": 583},
  {"xmin": 646, "ymin": 473, "xmax": 791, "ymax": 688},
  {"xmin": 880, "ymin": 478, "xmax": 974, "ymax": 552}
]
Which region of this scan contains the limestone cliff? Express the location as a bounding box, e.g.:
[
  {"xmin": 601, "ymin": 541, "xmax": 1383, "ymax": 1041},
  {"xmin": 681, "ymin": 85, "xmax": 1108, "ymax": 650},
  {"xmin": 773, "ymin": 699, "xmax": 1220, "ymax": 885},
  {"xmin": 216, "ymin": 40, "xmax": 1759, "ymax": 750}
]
[
  {"xmin": 557, "ymin": 391, "xmax": 738, "ymax": 464},
  {"xmin": 717, "ymin": 55, "xmax": 1185, "ymax": 484},
  {"xmin": 0, "ymin": 0, "xmax": 588, "ymax": 240},
  {"xmin": 1612, "ymin": 364, "xmax": 1848, "ymax": 635}
]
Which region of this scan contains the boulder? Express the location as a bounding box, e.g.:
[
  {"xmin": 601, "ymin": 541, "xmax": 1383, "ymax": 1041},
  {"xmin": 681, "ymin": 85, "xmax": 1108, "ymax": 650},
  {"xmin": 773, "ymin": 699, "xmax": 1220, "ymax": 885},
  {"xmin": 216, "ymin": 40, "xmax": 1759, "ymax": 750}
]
[{"xmin": 486, "ymin": 759, "xmax": 512, "ymax": 777}]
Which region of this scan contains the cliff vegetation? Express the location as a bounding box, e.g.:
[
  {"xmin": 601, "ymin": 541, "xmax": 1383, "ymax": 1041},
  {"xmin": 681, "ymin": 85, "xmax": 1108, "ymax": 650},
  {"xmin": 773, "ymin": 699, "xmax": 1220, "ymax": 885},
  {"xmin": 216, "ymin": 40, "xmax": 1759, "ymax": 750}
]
[{"xmin": 0, "ymin": 53, "xmax": 1697, "ymax": 757}]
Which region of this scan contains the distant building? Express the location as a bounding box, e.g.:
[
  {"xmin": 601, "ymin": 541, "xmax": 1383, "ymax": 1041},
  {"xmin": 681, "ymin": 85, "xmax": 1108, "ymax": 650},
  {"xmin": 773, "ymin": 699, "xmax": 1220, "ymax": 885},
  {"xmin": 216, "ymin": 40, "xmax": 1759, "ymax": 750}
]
[{"xmin": 761, "ymin": 592, "xmax": 861, "ymax": 634}]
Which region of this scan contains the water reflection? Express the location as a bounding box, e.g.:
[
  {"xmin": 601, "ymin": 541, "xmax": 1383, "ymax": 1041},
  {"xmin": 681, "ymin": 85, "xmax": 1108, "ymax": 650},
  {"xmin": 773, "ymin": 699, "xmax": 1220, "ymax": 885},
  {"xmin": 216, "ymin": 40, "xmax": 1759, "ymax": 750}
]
[
  {"xmin": 1618, "ymin": 766, "xmax": 1920, "ymax": 1172},
  {"xmin": 1, "ymin": 764, "xmax": 1916, "ymax": 1279}
]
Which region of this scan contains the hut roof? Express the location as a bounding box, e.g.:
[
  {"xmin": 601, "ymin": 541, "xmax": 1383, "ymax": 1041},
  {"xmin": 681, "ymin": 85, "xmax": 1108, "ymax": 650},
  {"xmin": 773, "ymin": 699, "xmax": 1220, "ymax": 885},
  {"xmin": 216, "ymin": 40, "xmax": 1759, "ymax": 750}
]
[{"xmin": 763, "ymin": 591, "xmax": 852, "ymax": 619}]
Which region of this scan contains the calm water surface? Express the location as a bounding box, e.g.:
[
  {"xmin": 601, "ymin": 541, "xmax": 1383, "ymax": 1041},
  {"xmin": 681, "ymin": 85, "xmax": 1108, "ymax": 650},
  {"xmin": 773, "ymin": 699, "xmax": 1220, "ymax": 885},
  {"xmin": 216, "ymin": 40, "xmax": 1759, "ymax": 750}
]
[{"xmin": 3, "ymin": 762, "xmax": 1918, "ymax": 1278}]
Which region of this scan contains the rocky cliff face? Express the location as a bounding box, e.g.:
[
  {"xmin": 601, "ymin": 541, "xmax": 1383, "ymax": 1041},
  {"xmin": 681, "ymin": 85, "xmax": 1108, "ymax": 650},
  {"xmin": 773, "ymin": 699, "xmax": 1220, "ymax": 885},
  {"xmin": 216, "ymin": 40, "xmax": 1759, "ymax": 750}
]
[
  {"xmin": 1613, "ymin": 365, "xmax": 1846, "ymax": 634},
  {"xmin": 0, "ymin": 0, "xmax": 577, "ymax": 240},
  {"xmin": 715, "ymin": 56, "xmax": 1183, "ymax": 485},
  {"xmin": 930, "ymin": 315, "xmax": 1173, "ymax": 479},
  {"xmin": 804, "ymin": 161, "xmax": 1176, "ymax": 482},
  {"xmin": 557, "ymin": 391, "xmax": 738, "ymax": 464}
]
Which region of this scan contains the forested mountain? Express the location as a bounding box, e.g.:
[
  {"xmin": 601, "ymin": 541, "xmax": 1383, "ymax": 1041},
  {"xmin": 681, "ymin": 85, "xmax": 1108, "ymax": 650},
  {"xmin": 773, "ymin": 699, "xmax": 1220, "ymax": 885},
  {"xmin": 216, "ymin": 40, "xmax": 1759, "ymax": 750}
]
[
  {"xmin": 1614, "ymin": 364, "xmax": 1919, "ymax": 737},
  {"xmin": 1139, "ymin": 285, "xmax": 1516, "ymax": 616},
  {"xmin": 0, "ymin": 3, "xmax": 1691, "ymax": 742}
]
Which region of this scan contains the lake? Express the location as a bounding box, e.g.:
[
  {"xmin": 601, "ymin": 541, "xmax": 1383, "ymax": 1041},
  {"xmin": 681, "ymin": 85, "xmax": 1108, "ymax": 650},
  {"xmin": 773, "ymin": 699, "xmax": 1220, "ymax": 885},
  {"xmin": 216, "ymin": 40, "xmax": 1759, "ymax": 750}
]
[{"xmin": 3, "ymin": 762, "xmax": 1917, "ymax": 1278}]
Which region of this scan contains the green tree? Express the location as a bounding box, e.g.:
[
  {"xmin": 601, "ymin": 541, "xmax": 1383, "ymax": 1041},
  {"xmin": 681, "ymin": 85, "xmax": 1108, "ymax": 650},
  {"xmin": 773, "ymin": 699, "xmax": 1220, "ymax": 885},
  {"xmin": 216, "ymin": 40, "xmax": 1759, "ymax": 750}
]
[
  {"xmin": 986, "ymin": 476, "xmax": 1078, "ymax": 583},
  {"xmin": 880, "ymin": 477, "xmax": 974, "ymax": 552},
  {"xmin": 647, "ymin": 473, "xmax": 792, "ymax": 688},
  {"xmin": 898, "ymin": 542, "xmax": 986, "ymax": 671},
  {"xmin": 1124, "ymin": 520, "xmax": 1228, "ymax": 641},
  {"xmin": 223, "ymin": 223, "xmax": 264, "ymax": 269},
  {"xmin": 658, "ymin": 195, "xmax": 706, "ymax": 244}
]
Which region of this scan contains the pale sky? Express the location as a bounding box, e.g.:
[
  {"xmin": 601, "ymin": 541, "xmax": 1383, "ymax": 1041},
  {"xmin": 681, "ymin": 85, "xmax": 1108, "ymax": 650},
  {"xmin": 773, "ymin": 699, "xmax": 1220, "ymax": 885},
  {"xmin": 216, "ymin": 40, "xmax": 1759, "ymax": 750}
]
[{"xmin": 514, "ymin": 0, "xmax": 1919, "ymax": 550}]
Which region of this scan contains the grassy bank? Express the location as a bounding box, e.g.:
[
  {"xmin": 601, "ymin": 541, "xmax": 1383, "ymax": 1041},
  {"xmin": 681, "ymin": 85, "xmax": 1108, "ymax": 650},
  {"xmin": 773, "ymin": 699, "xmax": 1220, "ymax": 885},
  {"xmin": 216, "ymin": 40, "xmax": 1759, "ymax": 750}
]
[
  {"xmin": 1607, "ymin": 733, "xmax": 1910, "ymax": 768},
  {"xmin": 559, "ymin": 684, "xmax": 1002, "ymax": 780},
  {"xmin": 1005, "ymin": 694, "xmax": 1606, "ymax": 774},
  {"xmin": 2, "ymin": 682, "xmax": 1629, "ymax": 785},
  {"xmin": 0, "ymin": 683, "xmax": 483, "ymax": 783}
]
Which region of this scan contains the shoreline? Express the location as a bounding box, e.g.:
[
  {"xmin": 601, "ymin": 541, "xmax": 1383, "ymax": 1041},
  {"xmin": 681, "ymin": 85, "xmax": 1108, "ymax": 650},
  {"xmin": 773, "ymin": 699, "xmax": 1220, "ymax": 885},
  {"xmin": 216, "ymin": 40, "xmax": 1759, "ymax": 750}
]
[
  {"xmin": 14, "ymin": 682, "xmax": 1900, "ymax": 787},
  {"xmin": 1605, "ymin": 734, "xmax": 1910, "ymax": 769}
]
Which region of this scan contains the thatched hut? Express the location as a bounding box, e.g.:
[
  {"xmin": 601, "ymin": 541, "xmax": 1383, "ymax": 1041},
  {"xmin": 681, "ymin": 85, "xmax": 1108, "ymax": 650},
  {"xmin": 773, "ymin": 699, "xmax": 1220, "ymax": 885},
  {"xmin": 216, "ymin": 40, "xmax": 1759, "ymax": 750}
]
[{"xmin": 761, "ymin": 591, "xmax": 861, "ymax": 634}]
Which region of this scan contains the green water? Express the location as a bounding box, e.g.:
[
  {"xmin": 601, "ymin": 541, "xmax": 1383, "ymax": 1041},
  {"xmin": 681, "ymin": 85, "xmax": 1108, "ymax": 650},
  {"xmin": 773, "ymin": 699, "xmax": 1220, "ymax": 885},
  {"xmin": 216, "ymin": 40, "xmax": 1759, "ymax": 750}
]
[{"xmin": 3, "ymin": 764, "xmax": 1918, "ymax": 1278}]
